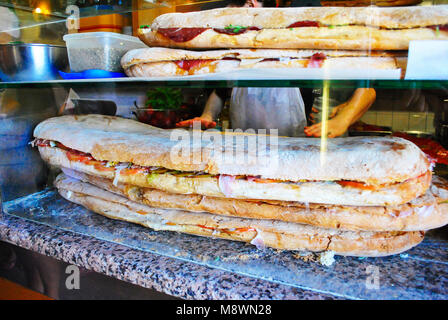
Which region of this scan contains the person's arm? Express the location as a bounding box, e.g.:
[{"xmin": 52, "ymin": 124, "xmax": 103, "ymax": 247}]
[
  {"xmin": 201, "ymin": 90, "xmax": 224, "ymax": 122},
  {"xmin": 176, "ymin": 90, "xmax": 224, "ymax": 129},
  {"xmin": 304, "ymin": 88, "xmax": 376, "ymax": 138}
]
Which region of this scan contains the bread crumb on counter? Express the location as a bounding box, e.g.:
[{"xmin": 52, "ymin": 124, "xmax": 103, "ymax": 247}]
[
  {"xmin": 319, "ymin": 251, "xmax": 335, "ymax": 266},
  {"xmin": 293, "ymin": 250, "xmax": 336, "ymax": 266}
]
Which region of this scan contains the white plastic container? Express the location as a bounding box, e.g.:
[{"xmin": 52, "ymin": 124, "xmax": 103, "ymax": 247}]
[{"xmin": 63, "ymin": 32, "xmax": 147, "ymax": 72}]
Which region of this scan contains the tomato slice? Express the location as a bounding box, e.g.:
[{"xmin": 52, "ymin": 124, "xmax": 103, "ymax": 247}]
[
  {"xmin": 197, "ymin": 224, "xmax": 215, "ymax": 231},
  {"xmin": 36, "ymin": 139, "xmax": 69, "ymax": 150},
  {"xmin": 55, "ymin": 142, "xmax": 69, "ymax": 151},
  {"xmin": 337, "ymin": 180, "xmax": 376, "ymax": 190},
  {"xmin": 93, "ymin": 163, "xmax": 115, "ymax": 172},
  {"xmin": 158, "ymin": 28, "xmax": 208, "ymax": 42},
  {"xmin": 66, "ymin": 150, "xmax": 95, "ymax": 164},
  {"xmin": 121, "ymin": 168, "xmax": 144, "ymax": 175},
  {"xmin": 287, "ymin": 20, "xmax": 320, "ymax": 28},
  {"xmin": 174, "ymin": 59, "xmax": 212, "ymax": 72},
  {"xmin": 234, "ymin": 227, "xmax": 255, "ymax": 233},
  {"xmin": 252, "ymin": 178, "xmax": 279, "ymax": 183}
]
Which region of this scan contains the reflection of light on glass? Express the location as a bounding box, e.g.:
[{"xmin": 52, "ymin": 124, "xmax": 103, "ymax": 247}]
[
  {"xmin": 3, "ymin": 19, "xmax": 66, "ymax": 35},
  {"xmin": 365, "ymin": 6, "xmax": 377, "ymax": 78},
  {"xmin": 34, "ymin": 4, "xmax": 51, "ymax": 15},
  {"xmin": 320, "ymin": 80, "xmax": 329, "ymax": 166},
  {"xmin": 31, "ymin": 45, "xmax": 45, "ymax": 78}
]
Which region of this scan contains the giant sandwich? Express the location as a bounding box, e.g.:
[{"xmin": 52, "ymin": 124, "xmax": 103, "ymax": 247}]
[
  {"xmin": 121, "ymin": 47, "xmax": 404, "ymax": 77},
  {"xmin": 138, "ymin": 6, "xmax": 448, "ymax": 50},
  {"xmin": 31, "ymin": 115, "xmax": 448, "ymax": 257},
  {"xmin": 33, "ymin": 115, "xmax": 431, "ymax": 207}
]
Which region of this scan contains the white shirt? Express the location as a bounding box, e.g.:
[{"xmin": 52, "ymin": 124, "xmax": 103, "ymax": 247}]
[{"xmin": 229, "ymin": 87, "xmax": 307, "ymax": 137}]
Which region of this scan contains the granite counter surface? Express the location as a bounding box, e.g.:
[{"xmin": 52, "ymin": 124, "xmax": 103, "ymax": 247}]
[
  {"xmin": 0, "ymin": 206, "xmax": 339, "ymax": 300},
  {"xmin": 1, "ymin": 190, "xmax": 447, "ymax": 300}
]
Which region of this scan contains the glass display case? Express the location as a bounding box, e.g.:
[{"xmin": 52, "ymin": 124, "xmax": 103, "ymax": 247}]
[{"xmin": 1, "ymin": 0, "xmax": 448, "ymax": 300}]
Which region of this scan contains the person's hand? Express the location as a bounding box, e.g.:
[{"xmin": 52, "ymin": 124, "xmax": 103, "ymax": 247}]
[
  {"xmin": 306, "ymin": 102, "xmax": 349, "ymax": 137},
  {"xmin": 176, "ymin": 117, "xmax": 216, "ymax": 129},
  {"xmin": 304, "ymin": 115, "xmax": 350, "ymax": 138},
  {"xmin": 308, "ymin": 102, "xmax": 347, "ymax": 124}
]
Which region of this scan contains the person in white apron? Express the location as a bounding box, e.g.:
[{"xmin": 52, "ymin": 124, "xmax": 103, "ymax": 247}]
[
  {"xmin": 176, "ymin": 87, "xmax": 376, "ymax": 138},
  {"xmin": 229, "ymin": 88, "xmax": 307, "ymax": 137},
  {"xmin": 176, "ymin": 87, "xmax": 307, "ymax": 137}
]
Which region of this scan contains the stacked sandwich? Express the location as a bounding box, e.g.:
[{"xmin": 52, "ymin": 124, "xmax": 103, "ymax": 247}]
[
  {"xmin": 121, "ymin": 6, "xmax": 448, "ymax": 77},
  {"xmin": 33, "ymin": 115, "xmax": 448, "ymax": 257}
]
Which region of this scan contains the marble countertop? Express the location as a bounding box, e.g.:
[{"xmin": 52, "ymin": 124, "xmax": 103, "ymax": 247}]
[
  {"xmin": 1, "ymin": 189, "xmax": 447, "ymax": 300},
  {"xmin": 0, "ymin": 210, "xmax": 340, "ymax": 300}
]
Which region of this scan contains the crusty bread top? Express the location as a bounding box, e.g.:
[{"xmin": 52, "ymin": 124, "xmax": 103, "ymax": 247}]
[
  {"xmin": 150, "ymin": 6, "xmax": 448, "ymax": 30},
  {"xmin": 121, "ymin": 47, "xmax": 403, "ymax": 69},
  {"xmin": 34, "ymin": 115, "xmax": 430, "ymax": 184}
]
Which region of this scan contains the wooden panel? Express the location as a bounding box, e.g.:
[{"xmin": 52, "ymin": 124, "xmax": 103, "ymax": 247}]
[{"xmin": 0, "ymin": 278, "xmax": 53, "ymax": 300}]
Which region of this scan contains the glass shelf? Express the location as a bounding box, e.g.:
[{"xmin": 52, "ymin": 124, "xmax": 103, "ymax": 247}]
[{"xmin": 1, "ymin": 78, "xmax": 448, "ymax": 90}]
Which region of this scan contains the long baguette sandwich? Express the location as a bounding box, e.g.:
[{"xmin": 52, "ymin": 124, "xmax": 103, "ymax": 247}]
[
  {"xmin": 63, "ymin": 168, "xmax": 448, "ymax": 232},
  {"xmin": 54, "ymin": 173, "xmax": 425, "ymax": 257},
  {"xmin": 33, "ymin": 115, "xmax": 432, "ymax": 206},
  {"xmin": 138, "ymin": 6, "xmax": 448, "ymax": 50},
  {"xmin": 121, "ymin": 47, "xmax": 404, "ymax": 78}
]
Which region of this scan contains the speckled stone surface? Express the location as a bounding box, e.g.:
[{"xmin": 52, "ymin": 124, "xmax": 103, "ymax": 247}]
[{"xmin": 1, "ymin": 189, "xmax": 448, "ymax": 300}]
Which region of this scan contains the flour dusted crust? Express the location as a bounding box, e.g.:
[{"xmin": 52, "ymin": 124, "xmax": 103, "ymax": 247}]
[
  {"xmin": 55, "ymin": 174, "xmax": 425, "ymax": 257},
  {"xmin": 150, "ymin": 7, "xmax": 448, "ymax": 29},
  {"xmin": 140, "ymin": 7, "xmax": 448, "ymax": 50},
  {"xmin": 39, "ymin": 146, "xmax": 431, "ymax": 206},
  {"xmin": 33, "ymin": 115, "xmax": 430, "ymax": 185},
  {"xmin": 121, "ymin": 48, "xmax": 399, "ymax": 77},
  {"xmin": 64, "ymin": 170, "xmax": 448, "ymax": 232},
  {"xmin": 139, "ymin": 27, "xmax": 446, "ymax": 50}
]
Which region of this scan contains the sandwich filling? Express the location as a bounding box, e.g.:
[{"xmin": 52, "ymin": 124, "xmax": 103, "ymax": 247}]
[
  {"xmin": 143, "ymin": 24, "xmax": 448, "ymax": 43},
  {"xmin": 35, "ymin": 138, "xmax": 431, "ymax": 206},
  {"xmin": 127, "ymin": 56, "xmax": 396, "ymax": 77},
  {"xmin": 170, "ymin": 53, "xmax": 327, "ymax": 75}
]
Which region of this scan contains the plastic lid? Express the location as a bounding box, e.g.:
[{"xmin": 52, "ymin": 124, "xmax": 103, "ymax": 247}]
[{"xmin": 63, "ymin": 32, "xmax": 143, "ymax": 44}]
